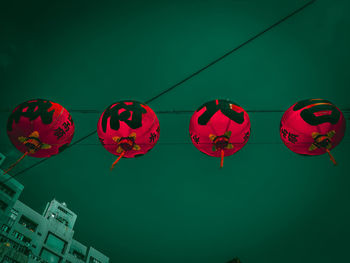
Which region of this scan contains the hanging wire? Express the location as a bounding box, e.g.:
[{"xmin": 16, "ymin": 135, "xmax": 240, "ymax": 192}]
[
  {"xmin": 1, "ymin": 141, "xmax": 350, "ymax": 146},
  {"xmin": 2, "ymin": 109, "xmax": 350, "ymax": 114},
  {"xmin": 144, "ymin": 0, "xmax": 317, "ymax": 104},
  {"xmin": 1, "ymin": 0, "xmax": 317, "ymax": 183}
]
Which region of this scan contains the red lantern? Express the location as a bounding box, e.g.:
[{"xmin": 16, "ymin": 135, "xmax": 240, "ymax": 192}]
[
  {"xmin": 97, "ymin": 100, "xmax": 160, "ymax": 170},
  {"xmin": 280, "ymin": 99, "xmax": 346, "ymax": 165},
  {"xmin": 189, "ymin": 99, "xmax": 251, "ymax": 168},
  {"xmin": 5, "ymin": 99, "xmax": 75, "ymax": 174}
]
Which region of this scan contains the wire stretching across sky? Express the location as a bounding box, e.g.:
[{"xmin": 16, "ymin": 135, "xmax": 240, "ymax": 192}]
[
  {"xmin": 2, "ymin": 109, "xmax": 348, "ymax": 114},
  {"xmin": 1, "ymin": 0, "xmax": 318, "ymax": 183}
]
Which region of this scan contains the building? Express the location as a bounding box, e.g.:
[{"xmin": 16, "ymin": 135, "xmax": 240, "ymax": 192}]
[
  {"xmin": 0, "ymin": 153, "xmax": 109, "ymax": 263},
  {"xmin": 0, "ymin": 153, "xmax": 24, "ymax": 222}
]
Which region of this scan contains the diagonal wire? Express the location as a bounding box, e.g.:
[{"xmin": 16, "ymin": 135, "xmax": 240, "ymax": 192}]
[
  {"xmin": 1, "ymin": 0, "xmax": 317, "ymax": 183},
  {"xmin": 1, "ymin": 130, "xmax": 99, "ymax": 183},
  {"xmin": 144, "ymin": 0, "xmax": 316, "ymax": 104}
]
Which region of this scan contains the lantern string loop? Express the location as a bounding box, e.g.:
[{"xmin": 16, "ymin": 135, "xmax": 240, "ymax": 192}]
[
  {"xmin": 326, "ymin": 149, "xmax": 337, "ymax": 166},
  {"xmin": 110, "ymin": 151, "xmax": 125, "ymax": 171},
  {"xmin": 220, "ymin": 150, "xmax": 224, "ymax": 168}
]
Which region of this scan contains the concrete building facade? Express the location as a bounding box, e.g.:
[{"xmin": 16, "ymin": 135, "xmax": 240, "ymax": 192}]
[
  {"xmin": 0, "ymin": 153, "xmax": 24, "ymax": 223},
  {"xmin": 0, "ymin": 153, "xmax": 109, "ymax": 263}
]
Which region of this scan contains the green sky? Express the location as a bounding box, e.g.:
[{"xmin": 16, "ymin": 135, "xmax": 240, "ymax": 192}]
[{"xmin": 1, "ymin": 0, "xmax": 349, "ymax": 262}]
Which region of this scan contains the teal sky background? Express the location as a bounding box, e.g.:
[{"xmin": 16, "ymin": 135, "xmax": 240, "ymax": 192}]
[{"xmin": 1, "ymin": 0, "xmax": 349, "ymax": 262}]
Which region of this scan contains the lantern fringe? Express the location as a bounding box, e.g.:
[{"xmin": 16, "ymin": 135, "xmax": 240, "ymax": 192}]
[
  {"xmin": 110, "ymin": 151, "xmax": 125, "ymax": 171},
  {"xmin": 220, "ymin": 150, "xmax": 224, "ymax": 168},
  {"xmin": 2, "ymin": 152, "xmax": 29, "ymax": 176},
  {"xmin": 326, "ymin": 149, "xmax": 337, "ymax": 166}
]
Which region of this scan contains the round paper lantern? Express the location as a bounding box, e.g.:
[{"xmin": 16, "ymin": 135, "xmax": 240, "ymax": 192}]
[
  {"xmin": 280, "ymin": 98, "xmax": 346, "ymax": 165},
  {"xmin": 97, "ymin": 100, "xmax": 160, "ymax": 169},
  {"xmin": 189, "ymin": 99, "xmax": 251, "ymax": 167},
  {"xmin": 5, "ymin": 99, "xmax": 75, "ymax": 174}
]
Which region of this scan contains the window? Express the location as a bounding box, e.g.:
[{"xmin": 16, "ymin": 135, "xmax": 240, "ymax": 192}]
[
  {"xmin": 30, "ymin": 255, "xmax": 42, "ymax": 261},
  {"xmin": 19, "ymin": 215, "xmax": 38, "ymax": 232},
  {"xmin": 45, "ymin": 233, "xmax": 67, "ymax": 254},
  {"xmin": 0, "ymin": 183, "xmax": 16, "ymax": 197},
  {"xmin": 11, "ymin": 230, "xmax": 31, "ymax": 245},
  {"xmin": 10, "ymin": 208, "xmax": 18, "ymax": 220},
  {"xmin": 6, "ymin": 208, "xmax": 19, "ymax": 227},
  {"xmin": 1, "ymin": 224, "xmax": 10, "ymax": 233},
  {"xmin": 40, "ymin": 248, "xmax": 61, "ymax": 263},
  {"xmin": 0, "ymin": 233, "xmax": 8, "ymax": 242},
  {"xmin": 53, "ymin": 215, "xmax": 69, "ymax": 226},
  {"xmin": 71, "ymin": 250, "xmax": 85, "ymax": 261},
  {"xmin": 57, "ymin": 206, "xmax": 71, "ymax": 215},
  {"xmin": 0, "ymin": 200, "xmax": 8, "ymax": 211},
  {"xmin": 89, "ymin": 257, "xmax": 102, "ymax": 263},
  {"xmin": 0, "ymin": 233, "xmax": 30, "ymax": 255},
  {"xmin": 2, "ymin": 256, "xmax": 20, "ymax": 263}
]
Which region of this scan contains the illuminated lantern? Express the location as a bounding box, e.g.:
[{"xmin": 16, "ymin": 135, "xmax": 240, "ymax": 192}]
[
  {"xmin": 5, "ymin": 99, "xmax": 75, "ymax": 174},
  {"xmin": 97, "ymin": 100, "xmax": 160, "ymax": 170},
  {"xmin": 280, "ymin": 99, "xmax": 346, "ymax": 165},
  {"xmin": 189, "ymin": 99, "xmax": 251, "ymax": 168}
]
